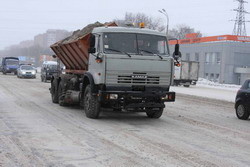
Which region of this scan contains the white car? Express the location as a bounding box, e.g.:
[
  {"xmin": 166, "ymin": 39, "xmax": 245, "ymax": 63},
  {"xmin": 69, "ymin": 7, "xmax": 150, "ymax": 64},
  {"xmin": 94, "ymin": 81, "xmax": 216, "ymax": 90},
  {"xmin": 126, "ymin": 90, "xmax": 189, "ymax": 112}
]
[{"xmin": 17, "ymin": 65, "xmax": 36, "ymax": 78}]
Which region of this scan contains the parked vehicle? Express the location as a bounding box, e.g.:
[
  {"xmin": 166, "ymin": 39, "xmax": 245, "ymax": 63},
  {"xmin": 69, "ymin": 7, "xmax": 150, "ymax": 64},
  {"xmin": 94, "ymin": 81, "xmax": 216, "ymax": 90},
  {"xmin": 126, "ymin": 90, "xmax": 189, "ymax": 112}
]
[
  {"xmin": 235, "ymin": 79, "xmax": 250, "ymax": 120},
  {"xmin": 1, "ymin": 57, "xmax": 19, "ymax": 75},
  {"xmin": 41, "ymin": 61, "xmax": 59, "ymax": 82},
  {"xmin": 17, "ymin": 64, "xmax": 36, "ymax": 78},
  {"xmin": 50, "ymin": 22, "xmax": 181, "ymax": 119},
  {"xmin": 174, "ymin": 61, "xmax": 199, "ymax": 87}
]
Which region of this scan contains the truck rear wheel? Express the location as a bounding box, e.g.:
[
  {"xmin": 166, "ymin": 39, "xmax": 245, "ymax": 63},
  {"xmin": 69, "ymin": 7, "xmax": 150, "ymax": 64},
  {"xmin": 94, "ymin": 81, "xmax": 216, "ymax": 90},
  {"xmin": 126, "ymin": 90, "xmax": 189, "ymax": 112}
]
[
  {"xmin": 51, "ymin": 79, "xmax": 59, "ymax": 103},
  {"xmin": 83, "ymin": 85, "xmax": 100, "ymax": 119},
  {"xmin": 146, "ymin": 109, "xmax": 163, "ymax": 118},
  {"xmin": 58, "ymin": 81, "xmax": 66, "ymax": 106}
]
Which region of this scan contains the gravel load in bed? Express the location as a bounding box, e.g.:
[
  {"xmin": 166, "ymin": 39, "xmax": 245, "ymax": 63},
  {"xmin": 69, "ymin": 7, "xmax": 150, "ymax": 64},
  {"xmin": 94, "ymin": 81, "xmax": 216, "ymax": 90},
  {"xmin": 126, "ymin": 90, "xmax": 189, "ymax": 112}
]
[{"xmin": 61, "ymin": 22, "xmax": 105, "ymax": 44}]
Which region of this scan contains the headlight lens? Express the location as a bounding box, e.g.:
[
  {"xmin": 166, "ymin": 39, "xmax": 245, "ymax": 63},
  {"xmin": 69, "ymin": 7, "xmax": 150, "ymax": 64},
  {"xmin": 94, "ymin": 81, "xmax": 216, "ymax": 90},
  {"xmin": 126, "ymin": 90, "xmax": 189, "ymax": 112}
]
[
  {"xmin": 109, "ymin": 94, "xmax": 118, "ymax": 100},
  {"xmin": 21, "ymin": 71, "xmax": 26, "ymax": 74},
  {"xmin": 32, "ymin": 71, "xmax": 36, "ymax": 74}
]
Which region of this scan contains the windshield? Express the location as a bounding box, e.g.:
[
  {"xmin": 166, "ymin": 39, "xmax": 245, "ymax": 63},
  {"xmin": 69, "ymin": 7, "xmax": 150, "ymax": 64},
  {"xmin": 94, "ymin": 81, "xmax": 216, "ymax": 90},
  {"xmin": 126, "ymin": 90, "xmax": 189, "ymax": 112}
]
[
  {"xmin": 48, "ymin": 65, "xmax": 58, "ymax": 70},
  {"xmin": 103, "ymin": 33, "xmax": 169, "ymax": 56},
  {"xmin": 6, "ymin": 59, "xmax": 19, "ymax": 65},
  {"xmin": 21, "ymin": 65, "xmax": 34, "ymax": 70}
]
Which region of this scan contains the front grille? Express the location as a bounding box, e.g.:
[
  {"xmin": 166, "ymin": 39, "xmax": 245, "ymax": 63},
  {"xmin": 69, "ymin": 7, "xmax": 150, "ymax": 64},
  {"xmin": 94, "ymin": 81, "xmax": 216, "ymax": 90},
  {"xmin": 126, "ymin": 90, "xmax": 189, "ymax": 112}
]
[
  {"xmin": 26, "ymin": 72, "xmax": 32, "ymax": 74},
  {"xmin": 118, "ymin": 72, "xmax": 160, "ymax": 84},
  {"xmin": 106, "ymin": 71, "xmax": 170, "ymax": 86}
]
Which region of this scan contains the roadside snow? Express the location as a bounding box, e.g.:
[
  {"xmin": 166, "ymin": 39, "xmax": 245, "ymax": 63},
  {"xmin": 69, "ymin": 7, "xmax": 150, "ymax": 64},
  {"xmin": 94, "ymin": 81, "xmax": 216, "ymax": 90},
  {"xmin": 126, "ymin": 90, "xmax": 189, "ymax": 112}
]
[
  {"xmin": 196, "ymin": 78, "xmax": 241, "ymax": 91},
  {"xmin": 170, "ymin": 78, "xmax": 240, "ymax": 102}
]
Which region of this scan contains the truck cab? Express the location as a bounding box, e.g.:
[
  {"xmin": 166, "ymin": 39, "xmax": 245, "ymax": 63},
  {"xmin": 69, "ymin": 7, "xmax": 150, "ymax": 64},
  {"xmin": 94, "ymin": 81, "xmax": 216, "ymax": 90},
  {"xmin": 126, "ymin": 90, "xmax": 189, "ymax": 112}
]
[{"xmin": 1, "ymin": 57, "xmax": 19, "ymax": 75}]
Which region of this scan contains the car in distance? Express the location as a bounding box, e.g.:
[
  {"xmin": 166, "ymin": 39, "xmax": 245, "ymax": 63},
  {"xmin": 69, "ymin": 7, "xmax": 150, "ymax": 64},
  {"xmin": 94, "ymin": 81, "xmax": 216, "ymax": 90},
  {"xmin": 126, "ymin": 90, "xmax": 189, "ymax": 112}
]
[
  {"xmin": 235, "ymin": 79, "xmax": 250, "ymax": 120},
  {"xmin": 41, "ymin": 61, "xmax": 58, "ymax": 82},
  {"xmin": 17, "ymin": 65, "xmax": 36, "ymax": 78}
]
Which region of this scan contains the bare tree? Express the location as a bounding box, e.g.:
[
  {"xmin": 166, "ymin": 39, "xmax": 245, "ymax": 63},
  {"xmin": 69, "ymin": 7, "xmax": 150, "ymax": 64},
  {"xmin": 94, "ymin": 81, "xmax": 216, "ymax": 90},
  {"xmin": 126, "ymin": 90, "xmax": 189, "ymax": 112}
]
[
  {"xmin": 115, "ymin": 12, "xmax": 165, "ymax": 32},
  {"xmin": 168, "ymin": 24, "xmax": 202, "ymax": 39}
]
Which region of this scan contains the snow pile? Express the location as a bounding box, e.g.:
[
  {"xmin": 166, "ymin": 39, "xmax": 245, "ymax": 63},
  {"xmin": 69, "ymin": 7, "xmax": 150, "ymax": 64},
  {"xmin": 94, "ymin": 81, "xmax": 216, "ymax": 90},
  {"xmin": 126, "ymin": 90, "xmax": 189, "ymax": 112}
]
[{"xmin": 196, "ymin": 78, "xmax": 241, "ymax": 91}]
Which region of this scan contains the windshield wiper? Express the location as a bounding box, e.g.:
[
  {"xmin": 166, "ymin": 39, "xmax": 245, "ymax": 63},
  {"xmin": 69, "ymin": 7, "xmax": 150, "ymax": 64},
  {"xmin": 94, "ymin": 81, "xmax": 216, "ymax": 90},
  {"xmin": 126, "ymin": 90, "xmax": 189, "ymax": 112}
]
[
  {"xmin": 105, "ymin": 48, "xmax": 131, "ymax": 58},
  {"xmin": 139, "ymin": 49, "xmax": 163, "ymax": 60}
]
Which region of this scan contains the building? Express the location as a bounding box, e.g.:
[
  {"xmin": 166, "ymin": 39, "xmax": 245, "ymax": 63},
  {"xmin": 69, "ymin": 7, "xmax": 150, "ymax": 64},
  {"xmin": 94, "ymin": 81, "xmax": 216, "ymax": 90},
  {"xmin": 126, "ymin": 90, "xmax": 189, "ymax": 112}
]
[
  {"xmin": 169, "ymin": 34, "xmax": 250, "ymax": 85},
  {"xmin": 34, "ymin": 29, "xmax": 71, "ymax": 48}
]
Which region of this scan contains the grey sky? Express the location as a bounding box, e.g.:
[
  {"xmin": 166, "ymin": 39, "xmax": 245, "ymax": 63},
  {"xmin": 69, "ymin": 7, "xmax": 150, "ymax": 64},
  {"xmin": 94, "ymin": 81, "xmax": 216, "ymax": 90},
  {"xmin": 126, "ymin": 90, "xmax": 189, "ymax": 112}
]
[{"xmin": 0, "ymin": 0, "xmax": 248, "ymax": 50}]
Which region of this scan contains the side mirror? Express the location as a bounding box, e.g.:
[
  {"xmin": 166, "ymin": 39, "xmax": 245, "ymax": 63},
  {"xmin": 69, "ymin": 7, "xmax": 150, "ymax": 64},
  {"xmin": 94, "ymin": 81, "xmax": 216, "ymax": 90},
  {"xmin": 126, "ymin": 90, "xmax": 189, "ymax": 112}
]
[
  {"xmin": 88, "ymin": 47, "xmax": 96, "ymax": 53},
  {"xmin": 173, "ymin": 44, "xmax": 182, "ymax": 60},
  {"xmin": 88, "ymin": 34, "xmax": 96, "ymax": 53},
  {"xmin": 89, "ymin": 34, "xmax": 95, "ymax": 48}
]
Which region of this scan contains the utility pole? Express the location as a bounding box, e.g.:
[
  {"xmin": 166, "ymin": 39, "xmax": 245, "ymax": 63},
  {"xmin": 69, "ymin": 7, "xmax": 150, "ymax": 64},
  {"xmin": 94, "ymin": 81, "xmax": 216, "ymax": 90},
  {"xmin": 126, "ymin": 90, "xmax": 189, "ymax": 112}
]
[
  {"xmin": 232, "ymin": 0, "xmax": 249, "ymax": 36},
  {"xmin": 158, "ymin": 9, "xmax": 169, "ymax": 37}
]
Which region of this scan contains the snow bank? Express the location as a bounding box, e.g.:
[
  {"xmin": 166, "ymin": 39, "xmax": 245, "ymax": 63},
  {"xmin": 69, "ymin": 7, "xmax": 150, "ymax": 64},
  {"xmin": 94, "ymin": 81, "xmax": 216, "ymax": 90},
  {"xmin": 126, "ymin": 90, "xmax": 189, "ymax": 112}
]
[
  {"xmin": 196, "ymin": 78, "xmax": 241, "ymax": 91},
  {"xmin": 171, "ymin": 78, "xmax": 240, "ymax": 102}
]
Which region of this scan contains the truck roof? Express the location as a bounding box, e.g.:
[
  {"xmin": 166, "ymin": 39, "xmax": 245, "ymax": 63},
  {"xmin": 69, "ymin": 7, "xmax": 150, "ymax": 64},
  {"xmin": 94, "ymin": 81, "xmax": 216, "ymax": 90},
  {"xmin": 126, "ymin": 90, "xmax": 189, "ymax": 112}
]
[
  {"xmin": 3, "ymin": 57, "xmax": 19, "ymax": 60},
  {"xmin": 92, "ymin": 27, "xmax": 166, "ymax": 37}
]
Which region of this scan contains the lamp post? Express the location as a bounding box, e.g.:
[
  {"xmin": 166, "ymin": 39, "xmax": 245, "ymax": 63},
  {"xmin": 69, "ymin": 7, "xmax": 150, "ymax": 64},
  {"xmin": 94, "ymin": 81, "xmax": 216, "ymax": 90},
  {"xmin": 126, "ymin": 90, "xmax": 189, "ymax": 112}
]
[{"xmin": 158, "ymin": 9, "xmax": 169, "ymax": 37}]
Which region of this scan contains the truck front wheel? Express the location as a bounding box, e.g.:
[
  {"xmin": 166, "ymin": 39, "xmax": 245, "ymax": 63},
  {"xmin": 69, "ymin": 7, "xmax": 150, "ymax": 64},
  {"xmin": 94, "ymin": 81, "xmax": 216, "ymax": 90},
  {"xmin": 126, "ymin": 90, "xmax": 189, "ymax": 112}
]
[
  {"xmin": 146, "ymin": 108, "xmax": 163, "ymax": 119},
  {"xmin": 83, "ymin": 85, "xmax": 100, "ymax": 119}
]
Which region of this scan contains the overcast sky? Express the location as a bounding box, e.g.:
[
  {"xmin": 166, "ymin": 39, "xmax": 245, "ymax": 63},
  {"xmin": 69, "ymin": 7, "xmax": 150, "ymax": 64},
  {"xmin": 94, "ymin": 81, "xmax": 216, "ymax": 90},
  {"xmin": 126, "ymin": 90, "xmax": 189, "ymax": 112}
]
[{"xmin": 0, "ymin": 0, "xmax": 249, "ymax": 50}]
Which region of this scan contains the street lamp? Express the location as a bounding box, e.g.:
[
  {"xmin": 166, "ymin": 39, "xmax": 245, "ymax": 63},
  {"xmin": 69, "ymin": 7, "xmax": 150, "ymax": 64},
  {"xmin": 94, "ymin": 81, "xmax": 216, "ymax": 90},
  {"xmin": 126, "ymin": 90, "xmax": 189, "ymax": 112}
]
[{"xmin": 158, "ymin": 9, "xmax": 169, "ymax": 37}]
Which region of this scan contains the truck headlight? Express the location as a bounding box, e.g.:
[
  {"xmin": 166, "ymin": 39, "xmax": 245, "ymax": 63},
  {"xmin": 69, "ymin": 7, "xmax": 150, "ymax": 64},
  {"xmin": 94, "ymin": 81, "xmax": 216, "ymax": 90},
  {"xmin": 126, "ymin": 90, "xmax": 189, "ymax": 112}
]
[
  {"xmin": 161, "ymin": 94, "xmax": 173, "ymax": 100},
  {"xmin": 109, "ymin": 94, "xmax": 118, "ymax": 100}
]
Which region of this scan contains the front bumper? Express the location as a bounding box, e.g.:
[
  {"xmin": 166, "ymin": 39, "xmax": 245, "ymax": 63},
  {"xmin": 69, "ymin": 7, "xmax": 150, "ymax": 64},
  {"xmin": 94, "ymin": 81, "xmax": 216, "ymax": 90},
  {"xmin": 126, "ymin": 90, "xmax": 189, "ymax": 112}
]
[
  {"xmin": 98, "ymin": 90, "xmax": 175, "ymax": 110},
  {"xmin": 5, "ymin": 69, "xmax": 17, "ymax": 73},
  {"xmin": 20, "ymin": 74, "xmax": 36, "ymax": 78}
]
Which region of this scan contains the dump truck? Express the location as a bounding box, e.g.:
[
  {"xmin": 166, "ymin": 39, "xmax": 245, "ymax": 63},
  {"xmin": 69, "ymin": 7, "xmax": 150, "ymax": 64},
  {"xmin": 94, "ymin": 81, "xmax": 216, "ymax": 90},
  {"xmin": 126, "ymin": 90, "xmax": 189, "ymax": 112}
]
[
  {"xmin": 174, "ymin": 61, "xmax": 199, "ymax": 87},
  {"xmin": 50, "ymin": 22, "xmax": 181, "ymax": 119}
]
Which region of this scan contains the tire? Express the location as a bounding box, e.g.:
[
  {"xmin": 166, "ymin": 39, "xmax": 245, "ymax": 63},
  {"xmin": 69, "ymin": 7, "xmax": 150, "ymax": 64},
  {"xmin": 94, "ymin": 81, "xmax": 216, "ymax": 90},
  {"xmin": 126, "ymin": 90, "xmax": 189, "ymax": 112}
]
[
  {"xmin": 41, "ymin": 76, "xmax": 44, "ymax": 82},
  {"xmin": 51, "ymin": 79, "xmax": 59, "ymax": 103},
  {"xmin": 146, "ymin": 108, "xmax": 163, "ymax": 119},
  {"xmin": 83, "ymin": 85, "xmax": 100, "ymax": 119},
  {"xmin": 58, "ymin": 81, "xmax": 66, "ymax": 106},
  {"xmin": 184, "ymin": 85, "xmax": 190, "ymax": 87},
  {"xmin": 3, "ymin": 71, "xmax": 6, "ymax": 75},
  {"xmin": 236, "ymin": 103, "xmax": 250, "ymax": 120}
]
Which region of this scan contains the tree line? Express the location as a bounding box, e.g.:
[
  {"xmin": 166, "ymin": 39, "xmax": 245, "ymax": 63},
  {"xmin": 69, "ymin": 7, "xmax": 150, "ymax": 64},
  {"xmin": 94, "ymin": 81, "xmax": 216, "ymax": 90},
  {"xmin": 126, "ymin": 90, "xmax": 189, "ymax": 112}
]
[{"xmin": 115, "ymin": 12, "xmax": 202, "ymax": 39}]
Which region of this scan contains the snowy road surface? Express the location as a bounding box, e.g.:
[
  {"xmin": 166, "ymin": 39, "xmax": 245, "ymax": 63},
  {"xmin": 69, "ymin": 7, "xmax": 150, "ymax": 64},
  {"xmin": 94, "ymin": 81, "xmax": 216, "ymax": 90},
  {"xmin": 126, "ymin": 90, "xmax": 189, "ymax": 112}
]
[{"xmin": 0, "ymin": 74, "xmax": 250, "ymax": 167}]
